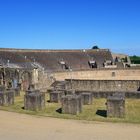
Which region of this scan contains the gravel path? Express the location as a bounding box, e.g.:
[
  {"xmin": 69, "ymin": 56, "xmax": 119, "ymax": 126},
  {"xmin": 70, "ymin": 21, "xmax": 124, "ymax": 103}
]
[{"xmin": 0, "ymin": 110, "xmax": 140, "ymax": 140}]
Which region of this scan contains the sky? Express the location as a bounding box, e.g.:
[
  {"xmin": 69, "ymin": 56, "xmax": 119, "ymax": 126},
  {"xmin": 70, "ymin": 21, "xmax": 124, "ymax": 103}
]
[{"xmin": 0, "ymin": 0, "xmax": 140, "ymax": 55}]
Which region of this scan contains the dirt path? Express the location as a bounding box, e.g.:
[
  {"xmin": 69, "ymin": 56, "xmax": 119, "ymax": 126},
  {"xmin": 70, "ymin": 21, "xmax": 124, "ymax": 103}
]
[{"xmin": 0, "ymin": 111, "xmax": 140, "ymax": 140}]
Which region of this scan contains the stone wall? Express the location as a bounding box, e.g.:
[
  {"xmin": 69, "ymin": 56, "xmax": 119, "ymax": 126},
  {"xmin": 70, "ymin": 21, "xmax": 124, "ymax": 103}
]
[
  {"xmin": 75, "ymin": 91, "xmax": 140, "ymax": 98},
  {"xmin": 37, "ymin": 68, "xmax": 140, "ymax": 90},
  {"xmin": 52, "ymin": 69, "xmax": 140, "ymax": 81},
  {"xmin": 66, "ymin": 79, "xmax": 140, "ymax": 92}
]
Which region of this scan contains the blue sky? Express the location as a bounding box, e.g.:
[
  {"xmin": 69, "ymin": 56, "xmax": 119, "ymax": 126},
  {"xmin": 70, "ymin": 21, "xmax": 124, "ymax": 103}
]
[{"xmin": 0, "ymin": 0, "xmax": 140, "ymax": 55}]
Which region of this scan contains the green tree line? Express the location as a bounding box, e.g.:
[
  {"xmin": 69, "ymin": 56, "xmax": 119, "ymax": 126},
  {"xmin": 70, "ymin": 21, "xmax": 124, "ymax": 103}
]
[{"xmin": 130, "ymin": 55, "xmax": 140, "ymax": 64}]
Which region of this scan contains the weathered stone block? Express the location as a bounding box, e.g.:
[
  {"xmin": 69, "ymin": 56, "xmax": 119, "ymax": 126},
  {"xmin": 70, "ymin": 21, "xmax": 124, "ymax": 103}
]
[
  {"xmin": 107, "ymin": 94, "xmax": 125, "ymax": 118},
  {"xmin": 0, "ymin": 90, "xmax": 14, "ymax": 106},
  {"xmin": 24, "ymin": 90, "xmax": 45, "ymax": 111},
  {"xmin": 81, "ymin": 92, "xmax": 93, "ymax": 105},
  {"xmin": 50, "ymin": 91, "xmax": 64, "ymax": 103},
  {"xmin": 61, "ymin": 95, "xmax": 82, "ymax": 115}
]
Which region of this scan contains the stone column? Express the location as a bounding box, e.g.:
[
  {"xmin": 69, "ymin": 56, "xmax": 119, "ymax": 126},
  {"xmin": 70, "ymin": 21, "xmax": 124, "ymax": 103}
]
[
  {"xmin": 61, "ymin": 95, "xmax": 82, "ymax": 115},
  {"xmin": 107, "ymin": 93, "xmax": 125, "ymax": 118},
  {"xmin": 24, "ymin": 90, "xmax": 45, "ymax": 111}
]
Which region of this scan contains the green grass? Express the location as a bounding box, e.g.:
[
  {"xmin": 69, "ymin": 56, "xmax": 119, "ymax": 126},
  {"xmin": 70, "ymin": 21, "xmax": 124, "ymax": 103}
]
[{"xmin": 0, "ymin": 92, "xmax": 140, "ymax": 124}]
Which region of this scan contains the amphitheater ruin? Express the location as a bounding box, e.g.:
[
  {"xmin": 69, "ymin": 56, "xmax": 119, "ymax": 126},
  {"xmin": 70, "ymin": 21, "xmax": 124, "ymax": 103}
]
[{"xmin": 0, "ymin": 48, "xmax": 140, "ymax": 118}]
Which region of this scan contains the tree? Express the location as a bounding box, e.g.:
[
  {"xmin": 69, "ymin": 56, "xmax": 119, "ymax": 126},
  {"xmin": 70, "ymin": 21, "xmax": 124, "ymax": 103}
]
[
  {"xmin": 92, "ymin": 45, "xmax": 99, "ymax": 49},
  {"xmin": 130, "ymin": 55, "xmax": 140, "ymax": 64}
]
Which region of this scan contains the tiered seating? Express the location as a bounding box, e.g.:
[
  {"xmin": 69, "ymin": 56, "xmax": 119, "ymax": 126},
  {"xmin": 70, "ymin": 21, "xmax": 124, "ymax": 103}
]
[{"xmin": 0, "ymin": 48, "xmax": 113, "ymax": 71}]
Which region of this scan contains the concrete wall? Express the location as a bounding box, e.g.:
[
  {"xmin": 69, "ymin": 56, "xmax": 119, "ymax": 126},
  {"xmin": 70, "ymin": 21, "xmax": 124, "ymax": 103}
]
[
  {"xmin": 52, "ymin": 69, "xmax": 140, "ymax": 81},
  {"xmin": 66, "ymin": 79, "xmax": 140, "ymax": 91}
]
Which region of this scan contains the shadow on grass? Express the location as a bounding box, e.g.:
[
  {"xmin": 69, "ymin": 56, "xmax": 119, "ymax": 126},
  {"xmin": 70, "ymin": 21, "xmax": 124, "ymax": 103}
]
[
  {"xmin": 21, "ymin": 106, "xmax": 25, "ymax": 110},
  {"xmin": 47, "ymin": 100, "xmax": 51, "ymax": 103},
  {"xmin": 96, "ymin": 110, "xmax": 107, "ymax": 118},
  {"xmin": 56, "ymin": 108, "xmax": 62, "ymax": 114}
]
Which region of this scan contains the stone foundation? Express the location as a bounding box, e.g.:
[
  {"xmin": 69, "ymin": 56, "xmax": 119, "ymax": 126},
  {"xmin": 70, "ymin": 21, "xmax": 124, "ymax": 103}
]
[
  {"xmin": 0, "ymin": 90, "xmax": 14, "ymax": 106},
  {"xmin": 107, "ymin": 94, "xmax": 125, "ymax": 118},
  {"xmin": 24, "ymin": 90, "xmax": 45, "ymax": 111},
  {"xmin": 61, "ymin": 95, "xmax": 82, "ymax": 115}
]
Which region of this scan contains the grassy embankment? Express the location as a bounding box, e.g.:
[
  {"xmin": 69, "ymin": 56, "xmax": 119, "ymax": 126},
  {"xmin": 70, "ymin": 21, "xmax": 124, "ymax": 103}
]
[{"xmin": 0, "ymin": 92, "xmax": 140, "ymax": 124}]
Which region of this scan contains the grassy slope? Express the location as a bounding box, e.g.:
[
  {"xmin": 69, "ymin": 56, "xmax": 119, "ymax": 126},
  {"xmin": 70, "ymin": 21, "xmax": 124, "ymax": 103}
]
[{"xmin": 0, "ymin": 92, "xmax": 140, "ymax": 124}]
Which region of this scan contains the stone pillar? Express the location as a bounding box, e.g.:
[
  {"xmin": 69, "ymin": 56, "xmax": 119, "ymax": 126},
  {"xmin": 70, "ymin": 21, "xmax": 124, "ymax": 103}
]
[
  {"xmin": 0, "ymin": 90, "xmax": 14, "ymax": 106},
  {"xmin": 81, "ymin": 92, "xmax": 93, "ymax": 105},
  {"xmin": 24, "ymin": 90, "xmax": 45, "ymax": 111},
  {"xmin": 61, "ymin": 95, "xmax": 82, "ymax": 115},
  {"xmin": 107, "ymin": 93, "xmax": 125, "ymax": 118},
  {"xmin": 49, "ymin": 91, "xmax": 64, "ymax": 103}
]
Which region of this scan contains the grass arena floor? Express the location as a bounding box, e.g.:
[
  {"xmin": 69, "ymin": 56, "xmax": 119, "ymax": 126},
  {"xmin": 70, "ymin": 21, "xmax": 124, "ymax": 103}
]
[{"xmin": 0, "ymin": 92, "xmax": 140, "ymax": 124}]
